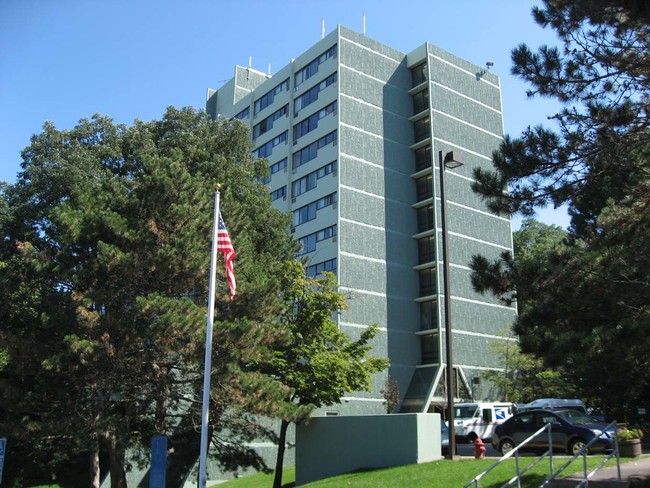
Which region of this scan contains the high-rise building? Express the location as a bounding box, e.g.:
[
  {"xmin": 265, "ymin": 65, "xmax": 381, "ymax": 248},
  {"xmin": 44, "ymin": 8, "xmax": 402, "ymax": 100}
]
[{"xmin": 207, "ymin": 25, "xmax": 516, "ymax": 417}]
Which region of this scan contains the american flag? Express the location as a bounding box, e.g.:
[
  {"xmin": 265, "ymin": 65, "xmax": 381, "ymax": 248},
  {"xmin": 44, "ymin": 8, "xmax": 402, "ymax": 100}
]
[{"xmin": 217, "ymin": 214, "xmax": 236, "ymax": 298}]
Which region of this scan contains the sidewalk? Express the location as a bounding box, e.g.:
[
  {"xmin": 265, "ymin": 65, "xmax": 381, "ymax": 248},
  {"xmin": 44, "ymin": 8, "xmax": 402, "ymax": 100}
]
[{"xmin": 551, "ymin": 456, "xmax": 650, "ymax": 487}]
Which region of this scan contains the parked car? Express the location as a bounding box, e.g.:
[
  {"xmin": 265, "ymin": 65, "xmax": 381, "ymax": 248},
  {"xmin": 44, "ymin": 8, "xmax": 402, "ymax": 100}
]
[
  {"xmin": 492, "ymin": 409, "xmax": 616, "ymax": 455},
  {"xmin": 441, "ymin": 421, "xmax": 449, "ymax": 455}
]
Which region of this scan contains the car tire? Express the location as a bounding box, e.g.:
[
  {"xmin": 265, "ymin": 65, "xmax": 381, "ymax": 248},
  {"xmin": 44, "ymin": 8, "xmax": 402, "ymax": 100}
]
[
  {"xmin": 499, "ymin": 439, "xmax": 515, "ymax": 454},
  {"xmin": 569, "ymin": 438, "xmax": 587, "ymax": 455}
]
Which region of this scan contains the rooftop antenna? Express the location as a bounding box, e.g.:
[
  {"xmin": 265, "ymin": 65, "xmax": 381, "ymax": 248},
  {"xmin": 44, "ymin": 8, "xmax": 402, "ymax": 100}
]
[
  {"xmin": 363, "ymin": 14, "xmax": 366, "ymax": 34},
  {"xmin": 248, "ymin": 56, "xmax": 252, "ymax": 68},
  {"xmin": 486, "ymin": 60, "xmax": 494, "ymax": 70},
  {"xmin": 321, "ymin": 18, "xmax": 325, "ymax": 38},
  {"xmin": 268, "ymin": 64, "xmax": 272, "ymax": 75}
]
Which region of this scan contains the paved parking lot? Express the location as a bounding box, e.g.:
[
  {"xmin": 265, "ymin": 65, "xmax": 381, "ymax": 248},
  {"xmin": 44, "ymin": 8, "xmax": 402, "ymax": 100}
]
[{"xmin": 455, "ymin": 442, "xmax": 501, "ymax": 457}]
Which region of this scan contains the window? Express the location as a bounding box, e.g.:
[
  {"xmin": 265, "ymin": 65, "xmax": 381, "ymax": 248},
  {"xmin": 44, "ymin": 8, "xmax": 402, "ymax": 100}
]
[
  {"xmin": 412, "ymin": 63, "xmax": 427, "ymax": 86},
  {"xmin": 418, "ymin": 235, "xmax": 435, "ymax": 264},
  {"xmin": 420, "ymin": 300, "xmax": 438, "ymax": 330},
  {"xmin": 307, "ymin": 258, "xmax": 337, "ymax": 277},
  {"xmin": 254, "ymin": 78, "xmax": 290, "ymax": 115},
  {"xmin": 235, "ymin": 107, "xmax": 250, "ymax": 120},
  {"xmin": 414, "ymin": 116, "xmax": 431, "ymax": 143},
  {"xmin": 292, "ymin": 192, "xmax": 337, "ymax": 226},
  {"xmin": 513, "ymin": 413, "xmax": 535, "ymax": 426},
  {"xmin": 292, "ymin": 130, "xmax": 337, "ymax": 169},
  {"xmin": 316, "ymin": 224, "xmax": 336, "ymax": 241},
  {"xmin": 260, "ymin": 158, "xmax": 288, "ymax": 185},
  {"xmin": 419, "ymin": 268, "xmax": 436, "ymax": 295},
  {"xmin": 298, "ymin": 233, "xmax": 317, "ymax": 255},
  {"xmin": 297, "ymin": 224, "xmax": 337, "ymax": 255},
  {"xmin": 292, "ymin": 161, "xmax": 337, "ymax": 197},
  {"xmin": 270, "ymin": 158, "xmax": 288, "ymax": 175},
  {"xmin": 294, "ymin": 72, "xmax": 337, "ymax": 115},
  {"xmin": 253, "ymin": 105, "xmax": 288, "ymax": 138},
  {"xmin": 295, "ymin": 45, "xmax": 337, "ymax": 87},
  {"xmin": 417, "ymin": 205, "xmax": 433, "ymax": 233},
  {"xmin": 317, "ymin": 160, "xmax": 336, "ymax": 178},
  {"xmin": 292, "ymin": 172, "xmax": 317, "ymax": 197},
  {"xmin": 416, "ymin": 174, "xmax": 433, "ymax": 201},
  {"xmin": 415, "ymin": 145, "xmax": 432, "ymax": 172},
  {"xmin": 271, "ymin": 186, "xmax": 286, "ymax": 201},
  {"xmin": 293, "ymin": 101, "xmax": 337, "ymax": 140},
  {"xmin": 482, "ymin": 409, "xmax": 494, "ymax": 423},
  {"xmin": 421, "ymin": 333, "xmax": 439, "ymax": 364},
  {"xmin": 255, "ymin": 131, "xmax": 288, "ymax": 158},
  {"xmin": 412, "ymin": 89, "xmax": 429, "ymax": 115}
]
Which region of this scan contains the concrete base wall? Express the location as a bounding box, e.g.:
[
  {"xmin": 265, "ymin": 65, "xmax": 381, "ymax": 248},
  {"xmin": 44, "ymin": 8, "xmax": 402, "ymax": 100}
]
[{"xmin": 295, "ymin": 413, "xmax": 441, "ymax": 485}]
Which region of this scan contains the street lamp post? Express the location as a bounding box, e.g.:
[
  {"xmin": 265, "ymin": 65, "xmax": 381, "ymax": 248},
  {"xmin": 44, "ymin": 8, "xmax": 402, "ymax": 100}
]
[{"xmin": 439, "ymin": 150, "xmax": 463, "ymax": 460}]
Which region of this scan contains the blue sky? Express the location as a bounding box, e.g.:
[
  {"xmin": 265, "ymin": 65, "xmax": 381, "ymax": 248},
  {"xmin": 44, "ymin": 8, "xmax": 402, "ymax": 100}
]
[{"xmin": 0, "ymin": 0, "xmax": 568, "ymax": 228}]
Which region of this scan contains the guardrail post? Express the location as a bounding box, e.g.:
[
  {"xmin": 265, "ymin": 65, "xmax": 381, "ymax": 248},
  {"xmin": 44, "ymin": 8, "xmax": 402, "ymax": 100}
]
[
  {"xmin": 548, "ymin": 424, "xmax": 553, "ymax": 480},
  {"xmin": 515, "ymin": 449, "xmax": 521, "ymax": 488},
  {"xmin": 614, "ymin": 422, "xmax": 622, "ymax": 481}
]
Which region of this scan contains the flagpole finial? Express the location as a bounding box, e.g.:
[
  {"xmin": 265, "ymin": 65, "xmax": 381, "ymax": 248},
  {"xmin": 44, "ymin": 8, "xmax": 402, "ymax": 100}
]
[{"xmin": 214, "ymin": 183, "xmax": 221, "ymax": 191}]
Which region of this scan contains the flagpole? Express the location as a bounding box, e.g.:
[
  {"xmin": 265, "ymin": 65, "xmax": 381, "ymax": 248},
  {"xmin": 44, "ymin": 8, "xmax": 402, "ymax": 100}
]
[{"xmin": 198, "ymin": 184, "xmax": 221, "ymax": 488}]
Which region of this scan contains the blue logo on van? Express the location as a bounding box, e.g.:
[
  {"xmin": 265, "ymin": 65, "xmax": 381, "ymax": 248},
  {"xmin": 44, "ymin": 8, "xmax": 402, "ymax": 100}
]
[{"xmin": 495, "ymin": 408, "xmax": 507, "ymax": 420}]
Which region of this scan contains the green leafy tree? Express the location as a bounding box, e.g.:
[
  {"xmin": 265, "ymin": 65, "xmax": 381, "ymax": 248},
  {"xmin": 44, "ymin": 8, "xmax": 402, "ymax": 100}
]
[
  {"xmin": 0, "ymin": 108, "xmax": 297, "ymax": 486},
  {"xmin": 482, "ymin": 327, "xmax": 574, "ymax": 404},
  {"xmin": 263, "ymin": 261, "xmax": 389, "ymax": 488}
]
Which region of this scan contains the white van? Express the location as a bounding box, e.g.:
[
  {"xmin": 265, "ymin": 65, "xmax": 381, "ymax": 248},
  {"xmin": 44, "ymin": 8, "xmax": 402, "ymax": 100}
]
[{"xmin": 452, "ymin": 402, "xmax": 515, "ymax": 442}]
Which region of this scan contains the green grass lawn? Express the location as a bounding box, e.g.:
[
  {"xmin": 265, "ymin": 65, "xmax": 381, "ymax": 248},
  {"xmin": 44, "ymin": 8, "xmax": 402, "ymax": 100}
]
[
  {"xmin": 22, "ymin": 454, "xmax": 641, "ymax": 488},
  {"xmin": 213, "ymin": 455, "xmax": 626, "ymax": 488}
]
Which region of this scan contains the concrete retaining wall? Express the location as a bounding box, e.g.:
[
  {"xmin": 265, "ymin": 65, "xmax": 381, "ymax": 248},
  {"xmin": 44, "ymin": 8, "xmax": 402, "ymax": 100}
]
[{"xmin": 295, "ymin": 413, "xmax": 441, "ymax": 485}]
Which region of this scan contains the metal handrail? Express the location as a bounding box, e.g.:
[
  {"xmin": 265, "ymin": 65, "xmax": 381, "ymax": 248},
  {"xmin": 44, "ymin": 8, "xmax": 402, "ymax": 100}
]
[
  {"xmin": 464, "ymin": 423, "xmax": 554, "ymax": 488},
  {"xmin": 464, "ymin": 420, "xmax": 622, "ymax": 488},
  {"xmin": 542, "ymin": 420, "xmax": 621, "ymax": 487}
]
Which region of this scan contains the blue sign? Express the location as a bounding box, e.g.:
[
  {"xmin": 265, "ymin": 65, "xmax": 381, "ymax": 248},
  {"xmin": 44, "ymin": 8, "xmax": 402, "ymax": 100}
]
[
  {"xmin": 495, "ymin": 408, "xmax": 507, "ymax": 420},
  {"xmin": 150, "ymin": 435, "xmax": 167, "ymax": 488},
  {"xmin": 0, "ymin": 437, "xmax": 6, "ymax": 485}
]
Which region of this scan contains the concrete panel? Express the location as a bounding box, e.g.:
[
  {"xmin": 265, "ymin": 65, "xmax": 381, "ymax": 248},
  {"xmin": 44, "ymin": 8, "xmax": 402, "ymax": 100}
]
[
  {"xmin": 428, "ymin": 48, "xmax": 501, "ymax": 110},
  {"xmin": 432, "ymin": 112, "xmax": 503, "ymax": 158},
  {"xmin": 295, "ymin": 413, "xmax": 441, "ymax": 485},
  {"xmin": 430, "ymin": 83, "xmax": 503, "ymax": 136},
  {"xmin": 340, "ymin": 67, "xmax": 412, "ymax": 117}
]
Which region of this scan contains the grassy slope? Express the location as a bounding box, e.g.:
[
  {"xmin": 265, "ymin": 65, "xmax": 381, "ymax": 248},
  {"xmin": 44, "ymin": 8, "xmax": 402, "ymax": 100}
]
[{"xmin": 214, "ymin": 455, "xmax": 628, "ymax": 488}]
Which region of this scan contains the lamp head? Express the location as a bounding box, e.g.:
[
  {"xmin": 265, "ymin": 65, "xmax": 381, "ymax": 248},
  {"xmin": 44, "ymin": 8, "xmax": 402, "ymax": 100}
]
[{"xmin": 443, "ymin": 151, "xmax": 464, "ymax": 169}]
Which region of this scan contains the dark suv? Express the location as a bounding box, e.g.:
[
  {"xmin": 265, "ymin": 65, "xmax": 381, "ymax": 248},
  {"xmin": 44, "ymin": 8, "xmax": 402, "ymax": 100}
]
[{"xmin": 492, "ymin": 409, "xmax": 615, "ymax": 455}]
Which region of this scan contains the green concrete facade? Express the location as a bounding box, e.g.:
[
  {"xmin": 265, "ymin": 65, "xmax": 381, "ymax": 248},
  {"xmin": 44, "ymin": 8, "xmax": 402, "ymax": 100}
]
[{"xmin": 206, "ymin": 25, "xmax": 516, "ymax": 421}]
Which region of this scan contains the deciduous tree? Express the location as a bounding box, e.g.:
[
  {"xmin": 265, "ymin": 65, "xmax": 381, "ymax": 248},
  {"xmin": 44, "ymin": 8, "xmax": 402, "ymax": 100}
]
[
  {"xmin": 0, "ymin": 107, "xmax": 297, "ymax": 486},
  {"xmin": 263, "ymin": 262, "xmax": 389, "ymax": 488}
]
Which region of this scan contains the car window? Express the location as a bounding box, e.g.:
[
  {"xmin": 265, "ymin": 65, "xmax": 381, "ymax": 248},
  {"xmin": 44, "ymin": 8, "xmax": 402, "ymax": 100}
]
[
  {"xmin": 556, "ymin": 410, "xmax": 596, "ymax": 425},
  {"xmin": 482, "ymin": 409, "xmax": 493, "ymax": 422},
  {"xmin": 514, "ymin": 413, "xmax": 535, "ymax": 425},
  {"xmin": 538, "ymin": 414, "xmax": 559, "ymax": 426},
  {"xmin": 455, "ymin": 406, "xmax": 479, "ymax": 418}
]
